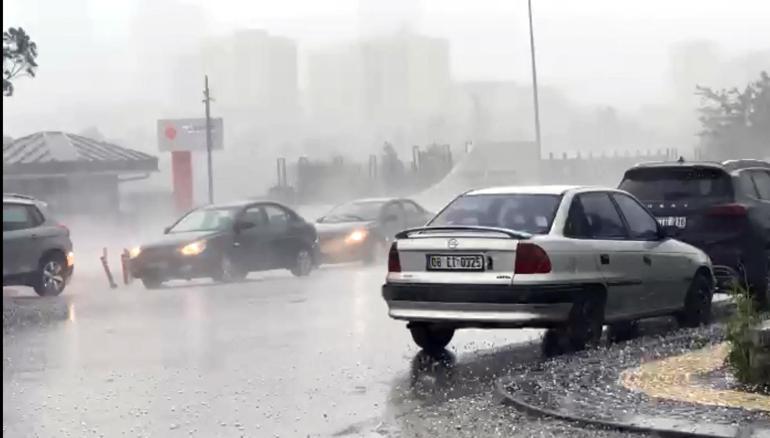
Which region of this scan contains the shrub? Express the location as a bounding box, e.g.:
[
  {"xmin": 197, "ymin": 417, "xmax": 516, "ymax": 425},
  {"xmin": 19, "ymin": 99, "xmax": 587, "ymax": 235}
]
[{"xmin": 726, "ymin": 286, "xmax": 767, "ymax": 385}]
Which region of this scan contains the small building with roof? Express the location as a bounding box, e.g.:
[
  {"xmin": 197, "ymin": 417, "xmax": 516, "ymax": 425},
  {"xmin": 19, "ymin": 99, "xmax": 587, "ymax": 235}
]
[{"xmin": 3, "ymin": 131, "xmax": 159, "ymax": 215}]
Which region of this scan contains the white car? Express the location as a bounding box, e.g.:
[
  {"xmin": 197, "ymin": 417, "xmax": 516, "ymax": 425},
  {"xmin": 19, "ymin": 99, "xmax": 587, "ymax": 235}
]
[{"xmin": 382, "ymin": 185, "xmax": 715, "ymax": 352}]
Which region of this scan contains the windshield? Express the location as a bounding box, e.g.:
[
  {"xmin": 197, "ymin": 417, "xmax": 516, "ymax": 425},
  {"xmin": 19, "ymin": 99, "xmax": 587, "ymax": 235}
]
[
  {"xmin": 168, "ymin": 208, "xmax": 237, "ymax": 233},
  {"xmin": 620, "ymin": 168, "xmax": 733, "ymax": 202},
  {"xmin": 321, "ymin": 201, "xmax": 385, "ymax": 223},
  {"xmin": 429, "ymin": 194, "xmax": 561, "ymax": 234}
]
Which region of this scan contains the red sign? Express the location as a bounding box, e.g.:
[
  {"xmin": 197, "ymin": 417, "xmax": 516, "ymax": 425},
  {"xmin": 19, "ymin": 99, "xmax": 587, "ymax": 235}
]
[{"xmin": 164, "ymin": 125, "xmax": 177, "ymax": 141}]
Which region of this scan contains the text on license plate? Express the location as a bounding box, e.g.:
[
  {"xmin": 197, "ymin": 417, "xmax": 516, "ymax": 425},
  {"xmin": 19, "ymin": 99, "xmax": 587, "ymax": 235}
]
[
  {"xmin": 656, "ymin": 216, "xmax": 687, "ymax": 229},
  {"xmin": 427, "ymin": 254, "xmax": 485, "ymax": 271}
]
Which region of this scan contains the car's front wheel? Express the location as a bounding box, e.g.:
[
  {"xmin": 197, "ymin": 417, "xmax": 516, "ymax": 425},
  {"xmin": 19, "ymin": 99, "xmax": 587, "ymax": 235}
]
[
  {"xmin": 409, "ymin": 323, "xmax": 455, "ymax": 352},
  {"xmin": 676, "ymin": 272, "xmax": 713, "ymax": 328},
  {"xmin": 212, "ymin": 254, "xmax": 247, "ymax": 283},
  {"xmin": 33, "ymin": 253, "xmax": 67, "ymax": 297},
  {"xmin": 141, "ymin": 276, "xmax": 164, "ymax": 289},
  {"xmin": 290, "ymin": 247, "xmax": 313, "ymax": 277}
]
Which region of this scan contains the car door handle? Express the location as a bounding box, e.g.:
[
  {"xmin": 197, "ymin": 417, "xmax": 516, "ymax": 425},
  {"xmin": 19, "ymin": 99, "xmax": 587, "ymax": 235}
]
[
  {"xmin": 600, "ymin": 254, "xmax": 610, "ymax": 265},
  {"xmin": 643, "ymin": 255, "xmax": 652, "ymax": 266}
]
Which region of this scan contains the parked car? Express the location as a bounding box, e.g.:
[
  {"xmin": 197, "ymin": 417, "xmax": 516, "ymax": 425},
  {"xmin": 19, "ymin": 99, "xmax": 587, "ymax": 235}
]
[
  {"xmin": 130, "ymin": 200, "xmax": 318, "ymax": 289},
  {"xmin": 382, "ymin": 185, "xmax": 715, "ymax": 352},
  {"xmin": 316, "ymin": 197, "xmax": 432, "ymax": 264},
  {"xmin": 619, "ymin": 159, "xmax": 770, "ymax": 309},
  {"xmin": 3, "ymin": 193, "xmax": 74, "ymax": 296}
]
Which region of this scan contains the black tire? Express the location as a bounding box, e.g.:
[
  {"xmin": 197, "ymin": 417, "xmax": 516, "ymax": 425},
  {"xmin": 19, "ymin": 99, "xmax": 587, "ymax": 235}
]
[
  {"xmin": 564, "ymin": 291, "xmax": 605, "ymax": 351},
  {"xmin": 141, "ymin": 276, "xmax": 163, "ymax": 289},
  {"xmin": 607, "ymin": 321, "xmax": 639, "ymax": 343},
  {"xmin": 409, "ymin": 323, "xmax": 455, "ymax": 352},
  {"xmin": 212, "ymin": 253, "xmax": 247, "ymax": 283},
  {"xmin": 745, "ymin": 252, "xmax": 769, "ymax": 311},
  {"xmin": 32, "ymin": 253, "xmax": 67, "ymax": 297},
  {"xmin": 676, "ymin": 272, "xmax": 713, "ymax": 328},
  {"xmin": 290, "ymin": 247, "xmax": 313, "ymax": 277}
]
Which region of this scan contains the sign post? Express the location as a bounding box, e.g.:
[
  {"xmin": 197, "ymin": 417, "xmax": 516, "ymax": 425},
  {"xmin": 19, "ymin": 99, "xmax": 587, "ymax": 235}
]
[{"xmin": 157, "ymin": 116, "xmax": 223, "ymax": 212}]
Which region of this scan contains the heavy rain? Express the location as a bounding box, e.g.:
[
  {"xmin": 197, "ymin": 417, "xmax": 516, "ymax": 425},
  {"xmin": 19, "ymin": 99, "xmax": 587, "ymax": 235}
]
[{"xmin": 3, "ymin": 1, "xmax": 770, "ymax": 437}]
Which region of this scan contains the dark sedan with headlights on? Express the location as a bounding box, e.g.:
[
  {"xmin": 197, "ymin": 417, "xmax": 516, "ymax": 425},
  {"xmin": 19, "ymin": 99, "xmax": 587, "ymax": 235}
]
[
  {"xmin": 129, "ymin": 200, "xmax": 319, "ymax": 289},
  {"xmin": 315, "ymin": 197, "xmax": 432, "ymax": 264}
]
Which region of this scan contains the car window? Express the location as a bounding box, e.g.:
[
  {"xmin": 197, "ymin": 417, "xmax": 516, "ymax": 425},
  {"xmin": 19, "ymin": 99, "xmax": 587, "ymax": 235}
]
[
  {"xmin": 567, "ymin": 193, "xmax": 627, "ymax": 239},
  {"xmin": 382, "ymin": 202, "xmax": 404, "ymax": 222},
  {"xmin": 241, "ymin": 206, "xmax": 268, "ymax": 227},
  {"xmin": 264, "ymin": 205, "xmax": 290, "ymax": 231},
  {"xmin": 619, "ymin": 167, "xmax": 733, "ymax": 202},
  {"xmin": 738, "ymin": 171, "xmax": 761, "ymax": 199},
  {"xmin": 613, "ymin": 193, "xmax": 659, "ymax": 240},
  {"xmin": 169, "ymin": 207, "xmax": 237, "ymax": 233},
  {"xmin": 401, "ymin": 200, "xmax": 423, "ymax": 217},
  {"xmin": 430, "ymin": 194, "xmax": 560, "ymax": 235},
  {"xmin": 3, "ymin": 203, "xmax": 41, "ymax": 232},
  {"xmin": 321, "ymin": 201, "xmax": 385, "ymax": 223},
  {"xmin": 751, "ymin": 170, "xmax": 770, "ymax": 200}
]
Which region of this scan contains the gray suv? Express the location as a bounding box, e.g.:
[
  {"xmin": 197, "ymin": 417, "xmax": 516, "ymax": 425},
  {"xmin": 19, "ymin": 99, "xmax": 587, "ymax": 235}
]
[{"xmin": 3, "ymin": 194, "xmax": 74, "ymax": 296}]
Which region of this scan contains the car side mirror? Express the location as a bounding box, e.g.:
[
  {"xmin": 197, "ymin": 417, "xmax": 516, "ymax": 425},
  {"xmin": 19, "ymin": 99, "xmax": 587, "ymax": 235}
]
[
  {"xmin": 316, "ymin": 216, "xmax": 324, "ymax": 223},
  {"xmin": 163, "ymin": 226, "xmax": 171, "ymax": 234},
  {"xmin": 659, "ymin": 225, "xmax": 679, "ymax": 239},
  {"xmin": 235, "ymin": 221, "xmax": 256, "ymax": 232}
]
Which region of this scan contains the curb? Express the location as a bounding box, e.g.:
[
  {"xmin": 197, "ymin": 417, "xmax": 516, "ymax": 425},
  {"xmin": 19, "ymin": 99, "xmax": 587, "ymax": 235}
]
[
  {"xmin": 495, "ymin": 299, "xmax": 770, "ymax": 438},
  {"xmin": 495, "ymin": 378, "xmax": 769, "ymax": 438}
]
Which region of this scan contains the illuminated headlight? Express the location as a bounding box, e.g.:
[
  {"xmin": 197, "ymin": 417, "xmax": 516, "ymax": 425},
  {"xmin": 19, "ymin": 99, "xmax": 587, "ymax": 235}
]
[
  {"xmin": 345, "ymin": 229, "xmax": 368, "ymax": 244},
  {"xmin": 66, "ymin": 251, "xmax": 75, "ymax": 267},
  {"xmin": 129, "ymin": 246, "xmax": 142, "ymax": 259},
  {"xmin": 180, "ymin": 240, "xmax": 207, "ymax": 256}
]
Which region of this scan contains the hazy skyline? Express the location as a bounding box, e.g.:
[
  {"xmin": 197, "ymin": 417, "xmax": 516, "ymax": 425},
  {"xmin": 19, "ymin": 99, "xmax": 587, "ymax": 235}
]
[{"xmin": 3, "ymin": 0, "xmax": 770, "ymax": 139}]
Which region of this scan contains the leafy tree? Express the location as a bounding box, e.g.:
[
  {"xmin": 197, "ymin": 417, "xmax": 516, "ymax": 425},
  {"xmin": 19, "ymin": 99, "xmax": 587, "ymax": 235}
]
[
  {"xmin": 3, "ymin": 27, "xmax": 38, "ymax": 97},
  {"xmin": 696, "ymin": 71, "xmax": 770, "ymax": 160}
]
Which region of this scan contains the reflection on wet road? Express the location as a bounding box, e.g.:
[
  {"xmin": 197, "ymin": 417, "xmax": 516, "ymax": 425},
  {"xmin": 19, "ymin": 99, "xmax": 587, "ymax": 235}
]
[{"xmin": 3, "ymin": 266, "xmax": 634, "ymax": 437}]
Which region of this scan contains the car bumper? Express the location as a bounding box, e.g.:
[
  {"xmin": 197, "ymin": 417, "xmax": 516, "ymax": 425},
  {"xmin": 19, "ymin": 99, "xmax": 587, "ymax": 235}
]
[
  {"xmin": 319, "ymin": 238, "xmax": 370, "ymax": 263},
  {"xmin": 382, "ymin": 283, "xmax": 579, "ymax": 328},
  {"xmin": 130, "ymin": 253, "xmax": 218, "ymax": 280}
]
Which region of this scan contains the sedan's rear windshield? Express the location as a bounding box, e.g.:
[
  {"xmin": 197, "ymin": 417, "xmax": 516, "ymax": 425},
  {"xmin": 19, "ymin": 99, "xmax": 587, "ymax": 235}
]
[
  {"xmin": 429, "ymin": 194, "xmax": 561, "ymax": 234},
  {"xmin": 619, "ymin": 167, "xmax": 733, "ymax": 202}
]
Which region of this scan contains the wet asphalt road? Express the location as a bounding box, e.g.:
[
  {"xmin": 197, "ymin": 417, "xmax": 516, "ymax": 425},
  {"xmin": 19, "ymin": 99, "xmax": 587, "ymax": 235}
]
[{"xmin": 3, "ymin": 264, "xmax": 640, "ymax": 438}]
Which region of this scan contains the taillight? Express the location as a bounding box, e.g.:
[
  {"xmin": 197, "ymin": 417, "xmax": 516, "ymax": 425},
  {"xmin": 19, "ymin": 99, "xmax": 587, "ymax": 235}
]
[
  {"xmin": 388, "ymin": 242, "xmax": 401, "ymax": 272},
  {"xmin": 514, "ymin": 243, "xmax": 551, "ymax": 274},
  {"xmin": 708, "ymin": 203, "xmax": 748, "ymax": 217}
]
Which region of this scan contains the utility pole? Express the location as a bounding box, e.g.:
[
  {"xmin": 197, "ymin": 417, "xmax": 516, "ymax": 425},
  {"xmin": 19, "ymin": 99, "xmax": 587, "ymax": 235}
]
[
  {"xmin": 203, "ymin": 75, "xmax": 214, "ymax": 204},
  {"xmin": 528, "ymin": 0, "xmax": 542, "ymax": 160}
]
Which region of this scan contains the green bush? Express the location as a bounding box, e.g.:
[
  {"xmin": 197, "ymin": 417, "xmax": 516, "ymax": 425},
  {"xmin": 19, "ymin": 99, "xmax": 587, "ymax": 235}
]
[{"xmin": 726, "ymin": 286, "xmax": 766, "ymax": 384}]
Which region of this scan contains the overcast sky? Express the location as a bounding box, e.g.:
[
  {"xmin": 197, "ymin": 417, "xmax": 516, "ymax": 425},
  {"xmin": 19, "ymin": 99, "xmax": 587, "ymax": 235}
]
[{"xmin": 4, "ymin": 0, "xmax": 770, "ymax": 116}]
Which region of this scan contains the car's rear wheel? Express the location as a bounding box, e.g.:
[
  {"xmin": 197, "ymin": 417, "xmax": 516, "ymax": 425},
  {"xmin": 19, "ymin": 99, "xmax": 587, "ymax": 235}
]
[
  {"xmin": 607, "ymin": 321, "xmax": 639, "ymax": 343},
  {"xmin": 33, "ymin": 253, "xmax": 67, "ymax": 297},
  {"xmin": 565, "ymin": 291, "xmax": 605, "ymax": 351},
  {"xmin": 676, "ymin": 272, "xmax": 713, "ymax": 328},
  {"xmin": 363, "ymin": 239, "xmax": 387, "ymax": 265},
  {"xmin": 409, "ymin": 323, "xmax": 455, "ymax": 352},
  {"xmin": 212, "ymin": 254, "xmax": 247, "ymax": 283},
  {"xmin": 746, "ymin": 252, "xmax": 769, "ymax": 311},
  {"xmin": 290, "ymin": 247, "xmax": 313, "ymax": 277}
]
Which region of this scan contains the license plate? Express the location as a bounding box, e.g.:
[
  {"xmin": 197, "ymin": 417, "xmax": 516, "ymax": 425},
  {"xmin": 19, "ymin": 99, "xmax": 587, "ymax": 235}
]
[
  {"xmin": 427, "ymin": 254, "xmax": 485, "ymax": 271},
  {"xmin": 657, "ymin": 216, "xmax": 687, "ymax": 229}
]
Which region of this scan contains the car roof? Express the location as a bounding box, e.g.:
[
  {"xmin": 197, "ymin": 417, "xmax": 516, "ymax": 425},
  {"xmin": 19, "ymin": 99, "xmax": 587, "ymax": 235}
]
[
  {"xmin": 2, "ymin": 193, "xmax": 40, "ymax": 205},
  {"xmin": 466, "ymin": 185, "xmax": 584, "ymax": 196},
  {"xmin": 200, "ymin": 199, "xmax": 291, "ymax": 210},
  {"xmin": 630, "ymin": 159, "xmax": 770, "ymax": 173}
]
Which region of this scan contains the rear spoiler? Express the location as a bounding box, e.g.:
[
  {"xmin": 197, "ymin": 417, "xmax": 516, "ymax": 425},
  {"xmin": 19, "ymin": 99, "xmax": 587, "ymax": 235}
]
[{"xmin": 395, "ymin": 226, "xmax": 532, "ymax": 240}]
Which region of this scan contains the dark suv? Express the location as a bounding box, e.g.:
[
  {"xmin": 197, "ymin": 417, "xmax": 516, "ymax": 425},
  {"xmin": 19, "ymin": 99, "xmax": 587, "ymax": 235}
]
[
  {"xmin": 619, "ymin": 159, "xmax": 770, "ymax": 308},
  {"xmin": 3, "ymin": 194, "xmax": 74, "ymax": 296}
]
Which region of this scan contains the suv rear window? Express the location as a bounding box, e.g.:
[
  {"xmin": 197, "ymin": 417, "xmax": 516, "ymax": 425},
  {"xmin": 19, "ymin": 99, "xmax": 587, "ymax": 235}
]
[
  {"xmin": 619, "ymin": 167, "xmax": 733, "ymax": 202},
  {"xmin": 429, "ymin": 194, "xmax": 561, "ymax": 234}
]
